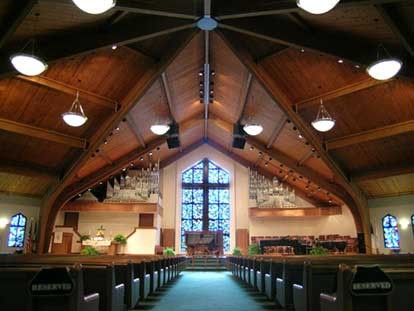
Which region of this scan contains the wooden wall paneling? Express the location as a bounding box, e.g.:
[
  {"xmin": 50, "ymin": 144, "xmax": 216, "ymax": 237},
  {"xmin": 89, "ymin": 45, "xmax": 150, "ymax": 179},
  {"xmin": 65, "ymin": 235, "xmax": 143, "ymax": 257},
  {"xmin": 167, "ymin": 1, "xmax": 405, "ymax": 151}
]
[
  {"xmin": 161, "ymin": 229, "xmax": 176, "ymax": 248},
  {"xmin": 64, "ymin": 212, "xmax": 79, "ymax": 231},
  {"xmin": 51, "ymin": 232, "xmax": 73, "ymax": 255},
  {"xmin": 62, "ymin": 201, "xmax": 158, "ymax": 213},
  {"xmin": 139, "ymin": 213, "xmax": 154, "ymax": 227},
  {"xmin": 236, "ymin": 229, "xmax": 249, "ymax": 255},
  {"xmin": 249, "ymin": 206, "xmax": 342, "ymax": 217}
]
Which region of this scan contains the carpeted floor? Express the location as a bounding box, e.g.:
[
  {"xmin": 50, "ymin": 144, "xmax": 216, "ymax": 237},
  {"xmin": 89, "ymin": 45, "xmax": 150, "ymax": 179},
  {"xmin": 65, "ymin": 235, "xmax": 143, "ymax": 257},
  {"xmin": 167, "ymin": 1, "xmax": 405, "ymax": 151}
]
[{"xmin": 134, "ymin": 271, "xmax": 278, "ymax": 311}]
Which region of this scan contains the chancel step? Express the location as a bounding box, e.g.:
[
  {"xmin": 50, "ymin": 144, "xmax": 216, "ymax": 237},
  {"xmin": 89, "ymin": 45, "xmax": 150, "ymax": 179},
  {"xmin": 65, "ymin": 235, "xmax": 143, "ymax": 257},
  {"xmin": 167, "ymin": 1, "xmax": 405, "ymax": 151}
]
[{"xmin": 185, "ymin": 256, "xmax": 227, "ymax": 271}]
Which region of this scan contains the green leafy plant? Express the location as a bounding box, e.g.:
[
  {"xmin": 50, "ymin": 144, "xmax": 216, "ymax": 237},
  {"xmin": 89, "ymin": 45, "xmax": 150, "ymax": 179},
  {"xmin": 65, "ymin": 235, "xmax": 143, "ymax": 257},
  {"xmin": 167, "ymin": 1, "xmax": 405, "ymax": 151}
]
[
  {"xmin": 81, "ymin": 246, "xmax": 100, "ymax": 256},
  {"xmin": 232, "ymin": 247, "xmax": 242, "ymax": 256},
  {"xmin": 309, "ymin": 246, "xmax": 329, "ymax": 256},
  {"xmin": 113, "ymin": 234, "xmax": 127, "ymax": 246},
  {"xmin": 248, "ymin": 243, "xmax": 261, "ymax": 256},
  {"xmin": 79, "ymin": 234, "xmax": 90, "ymax": 242},
  {"xmin": 163, "ymin": 247, "xmax": 176, "ymax": 256}
]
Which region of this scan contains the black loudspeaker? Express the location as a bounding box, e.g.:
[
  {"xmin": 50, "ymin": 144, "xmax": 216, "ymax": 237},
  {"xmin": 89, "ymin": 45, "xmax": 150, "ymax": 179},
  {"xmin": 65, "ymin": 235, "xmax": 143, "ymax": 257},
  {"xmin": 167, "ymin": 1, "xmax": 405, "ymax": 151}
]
[
  {"xmin": 357, "ymin": 232, "xmax": 366, "ymax": 254},
  {"xmin": 232, "ymin": 123, "xmax": 246, "ymax": 149},
  {"xmin": 166, "ymin": 122, "xmax": 180, "ymax": 149}
]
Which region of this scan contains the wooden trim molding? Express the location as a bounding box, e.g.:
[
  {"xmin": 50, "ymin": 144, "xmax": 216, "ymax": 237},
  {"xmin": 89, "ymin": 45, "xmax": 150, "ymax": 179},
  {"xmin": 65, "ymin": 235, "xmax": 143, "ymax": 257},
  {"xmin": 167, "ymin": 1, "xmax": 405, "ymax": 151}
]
[
  {"xmin": 62, "ymin": 201, "xmax": 158, "ymax": 213},
  {"xmin": 249, "ymin": 206, "xmax": 342, "ymax": 217}
]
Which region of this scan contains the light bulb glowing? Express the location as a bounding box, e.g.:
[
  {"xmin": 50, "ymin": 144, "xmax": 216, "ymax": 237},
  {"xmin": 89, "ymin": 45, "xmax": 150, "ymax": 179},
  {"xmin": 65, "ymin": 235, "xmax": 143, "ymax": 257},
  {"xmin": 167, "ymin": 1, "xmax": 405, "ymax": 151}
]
[
  {"xmin": 0, "ymin": 218, "xmax": 9, "ymax": 229},
  {"xmin": 367, "ymin": 58, "xmax": 402, "ymax": 80},
  {"xmin": 243, "ymin": 124, "xmax": 263, "ymax": 136},
  {"xmin": 150, "ymin": 124, "xmax": 170, "ymax": 135},
  {"xmin": 311, "ymin": 119, "xmax": 335, "ymax": 132},
  {"xmin": 10, "ymin": 53, "xmax": 48, "ymax": 76},
  {"xmin": 72, "ymin": 0, "xmax": 116, "ymax": 14},
  {"xmin": 296, "ymin": 0, "xmax": 340, "ymax": 14},
  {"xmin": 62, "ymin": 112, "xmax": 88, "ymax": 127}
]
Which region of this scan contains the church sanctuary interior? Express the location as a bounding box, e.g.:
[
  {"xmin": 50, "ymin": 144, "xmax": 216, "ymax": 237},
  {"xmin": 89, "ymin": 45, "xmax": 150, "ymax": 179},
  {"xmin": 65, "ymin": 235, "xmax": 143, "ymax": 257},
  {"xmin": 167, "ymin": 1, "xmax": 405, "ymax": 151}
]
[{"xmin": 1, "ymin": 0, "xmax": 414, "ymax": 310}]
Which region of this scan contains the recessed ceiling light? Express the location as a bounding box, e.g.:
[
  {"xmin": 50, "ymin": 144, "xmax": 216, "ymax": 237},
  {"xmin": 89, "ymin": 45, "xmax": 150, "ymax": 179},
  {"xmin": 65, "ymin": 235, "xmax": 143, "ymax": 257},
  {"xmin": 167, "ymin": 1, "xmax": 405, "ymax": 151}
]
[
  {"xmin": 243, "ymin": 123, "xmax": 263, "ymax": 136},
  {"xmin": 72, "ymin": 0, "xmax": 116, "ymax": 14},
  {"xmin": 311, "ymin": 100, "xmax": 335, "ymax": 132},
  {"xmin": 338, "ymin": 59, "xmax": 344, "ymax": 63},
  {"xmin": 150, "ymin": 123, "xmax": 170, "ymax": 135},
  {"xmin": 296, "ymin": 0, "xmax": 340, "ymax": 14},
  {"xmin": 367, "ymin": 58, "xmax": 402, "ymax": 80}
]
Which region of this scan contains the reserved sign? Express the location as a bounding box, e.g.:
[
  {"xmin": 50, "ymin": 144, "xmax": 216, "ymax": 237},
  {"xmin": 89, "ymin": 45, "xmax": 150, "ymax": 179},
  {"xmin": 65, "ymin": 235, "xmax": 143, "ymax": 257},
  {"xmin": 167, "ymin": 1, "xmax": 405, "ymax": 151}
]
[
  {"xmin": 351, "ymin": 265, "xmax": 393, "ymax": 296},
  {"xmin": 30, "ymin": 267, "xmax": 74, "ymax": 296}
]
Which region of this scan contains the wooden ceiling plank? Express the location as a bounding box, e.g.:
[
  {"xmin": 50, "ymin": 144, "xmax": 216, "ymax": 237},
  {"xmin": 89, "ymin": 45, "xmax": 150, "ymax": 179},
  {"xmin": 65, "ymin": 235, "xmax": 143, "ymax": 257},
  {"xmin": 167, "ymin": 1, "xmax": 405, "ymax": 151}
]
[
  {"xmin": 161, "ymin": 72, "xmax": 177, "ymax": 121},
  {"xmin": 266, "ymin": 116, "xmax": 287, "ymax": 148},
  {"xmin": 17, "ymin": 75, "xmax": 117, "ymax": 110},
  {"xmin": 39, "ymin": 29, "xmax": 199, "ymax": 253},
  {"xmin": 160, "ymin": 139, "xmax": 205, "ymax": 169},
  {"xmin": 0, "ymin": 0, "xmax": 37, "ymax": 49},
  {"xmin": 296, "ymin": 79, "xmax": 388, "ymax": 110},
  {"xmin": 236, "ymin": 73, "xmax": 253, "ymax": 122},
  {"xmin": 326, "ymin": 120, "xmax": 414, "ymax": 150},
  {"xmin": 126, "ymin": 115, "xmax": 146, "ymax": 148},
  {"xmin": 0, "ymin": 159, "xmax": 58, "ymax": 180},
  {"xmin": 298, "ymin": 150, "xmax": 314, "ymax": 167},
  {"xmin": 376, "ymin": 4, "xmax": 414, "ymax": 58},
  {"xmin": 352, "ymin": 164, "xmax": 414, "ymax": 182},
  {"xmin": 97, "ymin": 150, "xmax": 114, "ymax": 166},
  {"xmin": 216, "ymin": 0, "xmax": 404, "ymax": 20},
  {"xmin": 0, "ymin": 118, "xmax": 87, "ymax": 149}
]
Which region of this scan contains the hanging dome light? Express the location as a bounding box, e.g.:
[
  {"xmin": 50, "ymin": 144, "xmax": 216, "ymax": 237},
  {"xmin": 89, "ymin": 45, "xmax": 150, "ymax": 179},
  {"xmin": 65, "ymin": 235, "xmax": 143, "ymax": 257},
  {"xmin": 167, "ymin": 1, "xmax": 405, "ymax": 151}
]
[
  {"xmin": 62, "ymin": 91, "xmax": 88, "ymax": 127},
  {"xmin": 10, "ymin": 40, "xmax": 48, "ymax": 76},
  {"xmin": 72, "ymin": 0, "xmax": 116, "ymax": 14},
  {"xmin": 311, "ymin": 100, "xmax": 335, "ymax": 132},
  {"xmin": 150, "ymin": 123, "xmax": 170, "ymax": 135},
  {"xmin": 296, "ymin": 0, "xmax": 340, "ymax": 14},
  {"xmin": 243, "ymin": 123, "xmax": 263, "ymax": 136},
  {"xmin": 367, "ymin": 58, "xmax": 402, "ymax": 80}
]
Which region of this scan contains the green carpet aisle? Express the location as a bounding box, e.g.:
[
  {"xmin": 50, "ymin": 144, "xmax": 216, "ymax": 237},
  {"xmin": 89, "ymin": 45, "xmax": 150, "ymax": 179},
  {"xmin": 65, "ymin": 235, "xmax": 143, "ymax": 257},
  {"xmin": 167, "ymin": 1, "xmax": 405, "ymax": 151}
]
[{"xmin": 134, "ymin": 271, "xmax": 277, "ymax": 311}]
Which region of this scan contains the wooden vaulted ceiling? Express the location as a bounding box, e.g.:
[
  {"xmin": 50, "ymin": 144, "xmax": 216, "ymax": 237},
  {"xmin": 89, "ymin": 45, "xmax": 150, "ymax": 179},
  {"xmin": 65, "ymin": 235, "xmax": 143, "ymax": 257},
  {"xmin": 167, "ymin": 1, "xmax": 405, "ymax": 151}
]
[{"xmin": 0, "ymin": 0, "xmax": 413, "ymax": 214}]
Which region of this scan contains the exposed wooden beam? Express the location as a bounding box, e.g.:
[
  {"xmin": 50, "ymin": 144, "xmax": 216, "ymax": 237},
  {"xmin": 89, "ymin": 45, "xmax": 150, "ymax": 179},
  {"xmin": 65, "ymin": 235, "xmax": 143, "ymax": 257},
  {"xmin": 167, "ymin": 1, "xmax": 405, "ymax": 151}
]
[
  {"xmin": 125, "ymin": 115, "xmax": 146, "ymax": 148},
  {"xmin": 0, "ymin": 17, "xmax": 196, "ymax": 79},
  {"xmin": 326, "ymin": 120, "xmax": 414, "ymax": 150},
  {"xmin": 0, "ymin": 159, "xmax": 59, "ymax": 180},
  {"xmin": 160, "ymin": 72, "xmax": 177, "ymax": 120},
  {"xmin": 160, "ymin": 139, "xmax": 205, "ymax": 169},
  {"xmin": 297, "ymin": 150, "xmax": 314, "ymax": 167},
  {"xmin": 0, "ymin": 118, "xmax": 87, "ymax": 149},
  {"xmin": 256, "ymin": 47, "xmax": 289, "ymax": 64},
  {"xmin": 266, "ymin": 116, "xmax": 287, "ymax": 148},
  {"xmin": 216, "ymin": 0, "xmax": 404, "ymax": 20},
  {"xmin": 376, "ymin": 4, "xmax": 414, "ymax": 58},
  {"xmin": 295, "ymin": 78, "xmax": 387, "ymax": 110},
  {"xmin": 17, "ymin": 75, "xmax": 117, "ymax": 111},
  {"xmin": 216, "ymin": 29, "xmax": 368, "ymax": 236},
  {"xmin": 351, "ymin": 164, "xmax": 414, "ymax": 182},
  {"xmin": 39, "ymin": 29, "xmax": 198, "ymax": 253},
  {"xmin": 0, "ymin": 0, "xmax": 37, "ymax": 50},
  {"xmin": 97, "ymin": 150, "xmax": 114, "ymax": 166},
  {"xmin": 236, "ymin": 73, "xmax": 253, "ymax": 122}
]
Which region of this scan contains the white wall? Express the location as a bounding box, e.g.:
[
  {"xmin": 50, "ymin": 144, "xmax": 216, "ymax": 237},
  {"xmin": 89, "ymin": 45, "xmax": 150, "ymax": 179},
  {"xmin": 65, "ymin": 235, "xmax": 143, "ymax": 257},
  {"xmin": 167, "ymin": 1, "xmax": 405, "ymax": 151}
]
[
  {"xmin": 161, "ymin": 144, "xmax": 357, "ymax": 253},
  {"xmin": 0, "ymin": 194, "xmax": 40, "ymax": 253},
  {"xmin": 369, "ymin": 195, "xmax": 414, "ymax": 254}
]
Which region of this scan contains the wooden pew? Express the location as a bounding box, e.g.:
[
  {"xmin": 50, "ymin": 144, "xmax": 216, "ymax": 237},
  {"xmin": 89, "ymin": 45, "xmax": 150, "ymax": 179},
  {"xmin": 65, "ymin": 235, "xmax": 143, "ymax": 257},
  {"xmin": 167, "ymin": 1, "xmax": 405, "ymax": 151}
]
[
  {"xmin": 0, "ymin": 266, "xmax": 100, "ymax": 311},
  {"xmin": 265, "ymin": 260, "xmax": 284, "ymax": 301}
]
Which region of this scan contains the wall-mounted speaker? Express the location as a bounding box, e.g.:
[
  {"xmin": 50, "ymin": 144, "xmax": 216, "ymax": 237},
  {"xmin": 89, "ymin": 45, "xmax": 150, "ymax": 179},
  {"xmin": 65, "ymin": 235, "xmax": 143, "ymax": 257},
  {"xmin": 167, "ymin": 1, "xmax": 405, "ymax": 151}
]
[
  {"xmin": 232, "ymin": 123, "xmax": 246, "ymax": 149},
  {"xmin": 166, "ymin": 122, "xmax": 180, "ymax": 149}
]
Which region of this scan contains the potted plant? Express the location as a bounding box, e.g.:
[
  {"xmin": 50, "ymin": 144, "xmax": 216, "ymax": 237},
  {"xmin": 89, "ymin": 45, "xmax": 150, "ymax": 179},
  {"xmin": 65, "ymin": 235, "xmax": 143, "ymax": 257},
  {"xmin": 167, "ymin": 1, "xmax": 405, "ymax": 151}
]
[
  {"xmin": 81, "ymin": 246, "xmax": 99, "ymax": 256},
  {"xmin": 163, "ymin": 247, "xmax": 176, "ymax": 256},
  {"xmin": 112, "ymin": 234, "xmax": 127, "ymax": 254},
  {"xmin": 248, "ymin": 243, "xmax": 261, "ymax": 256},
  {"xmin": 232, "ymin": 247, "xmax": 243, "ymax": 256},
  {"xmin": 309, "ymin": 246, "xmax": 329, "ymax": 256}
]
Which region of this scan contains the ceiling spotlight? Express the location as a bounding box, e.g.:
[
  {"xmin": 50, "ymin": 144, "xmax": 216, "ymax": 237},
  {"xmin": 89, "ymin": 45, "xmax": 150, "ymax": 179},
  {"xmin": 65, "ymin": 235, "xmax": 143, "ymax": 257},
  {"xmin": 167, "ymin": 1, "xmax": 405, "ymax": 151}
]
[
  {"xmin": 338, "ymin": 59, "xmax": 344, "ymax": 64},
  {"xmin": 243, "ymin": 123, "xmax": 263, "ymax": 136},
  {"xmin": 298, "ymin": 133, "xmax": 304, "ymax": 139},
  {"xmin": 10, "ymin": 39, "xmax": 48, "ymax": 76},
  {"xmin": 311, "ymin": 99, "xmax": 335, "ymax": 132},
  {"xmin": 111, "ymin": 45, "xmax": 117, "ymax": 50},
  {"xmin": 72, "ymin": 0, "xmax": 116, "ymax": 14},
  {"xmin": 150, "ymin": 123, "xmax": 170, "ymax": 135},
  {"xmin": 62, "ymin": 91, "xmax": 88, "ymax": 127},
  {"xmin": 140, "ymin": 157, "xmax": 144, "ymax": 161},
  {"xmin": 296, "ymin": 0, "xmax": 340, "ymax": 14},
  {"xmin": 367, "ymin": 58, "xmax": 402, "ymax": 81}
]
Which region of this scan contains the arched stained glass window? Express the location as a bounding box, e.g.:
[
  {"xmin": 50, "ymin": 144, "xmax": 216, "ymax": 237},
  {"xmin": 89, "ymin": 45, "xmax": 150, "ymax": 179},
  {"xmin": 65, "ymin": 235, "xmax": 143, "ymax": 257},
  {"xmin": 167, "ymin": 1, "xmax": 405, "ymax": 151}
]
[
  {"xmin": 412, "ymin": 215, "xmax": 414, "ymax": 226},
  {"xmin": 181, "ymin": 159, "xmax": 230, "ymax": 252},
  {"xmin": 382, "ymin": 214, "xmax": 400, "ymax": 249},
  {"xmin": 7, "ymin": 213, "xmax": 27, "ymax": 248}
]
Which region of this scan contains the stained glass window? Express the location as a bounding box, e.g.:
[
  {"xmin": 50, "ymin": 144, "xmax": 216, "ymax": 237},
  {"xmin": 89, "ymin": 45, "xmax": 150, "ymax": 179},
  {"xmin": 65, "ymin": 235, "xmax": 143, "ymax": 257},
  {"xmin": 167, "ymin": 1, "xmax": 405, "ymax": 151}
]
[
  {"xmin": 412, "ymin": 215, "xmax": 414, "ymax": 225},
  {"xmin": 7, "ymin": 213, "xmax": 27, "ymax": 248},
  {"xmin": 382, "ymin": 214, "xmax": 400, "ymax": 249},
  {"xmin": 181, "ymin": 159, "xmax": 230, "ymax": 251}
]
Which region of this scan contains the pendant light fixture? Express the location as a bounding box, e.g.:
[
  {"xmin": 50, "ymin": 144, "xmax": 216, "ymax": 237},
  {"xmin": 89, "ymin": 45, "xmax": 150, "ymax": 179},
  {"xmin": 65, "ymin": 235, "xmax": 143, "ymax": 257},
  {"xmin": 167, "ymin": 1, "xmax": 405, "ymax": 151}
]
[
  {"xmin": 243, "ymin": 123, "xmax": 263, "ymax": 136},
  {"xmin": 10, "ymin": 39, "xmax": 48, "ymax": 76},
  {"xmin": 62, "ymin": 91, "xmax": 88, "ymax": 127},
  {"xmin": 367, "ymin": 45, "xmax": 402, "ymax": 80},
  {"xmin": 72, "ymin": 0, "xmax": 116, "ymax": 15},
  {"xmin": 296, "ymin": 0, "xmax": 340, "ymax": 14},
  {"xmin": 311, "ymin": 100, "xmax": 335, "ymax": 132},
  {"xmin": 150, "ymin": 123, "xmax": 170, "ymax": 135}
]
